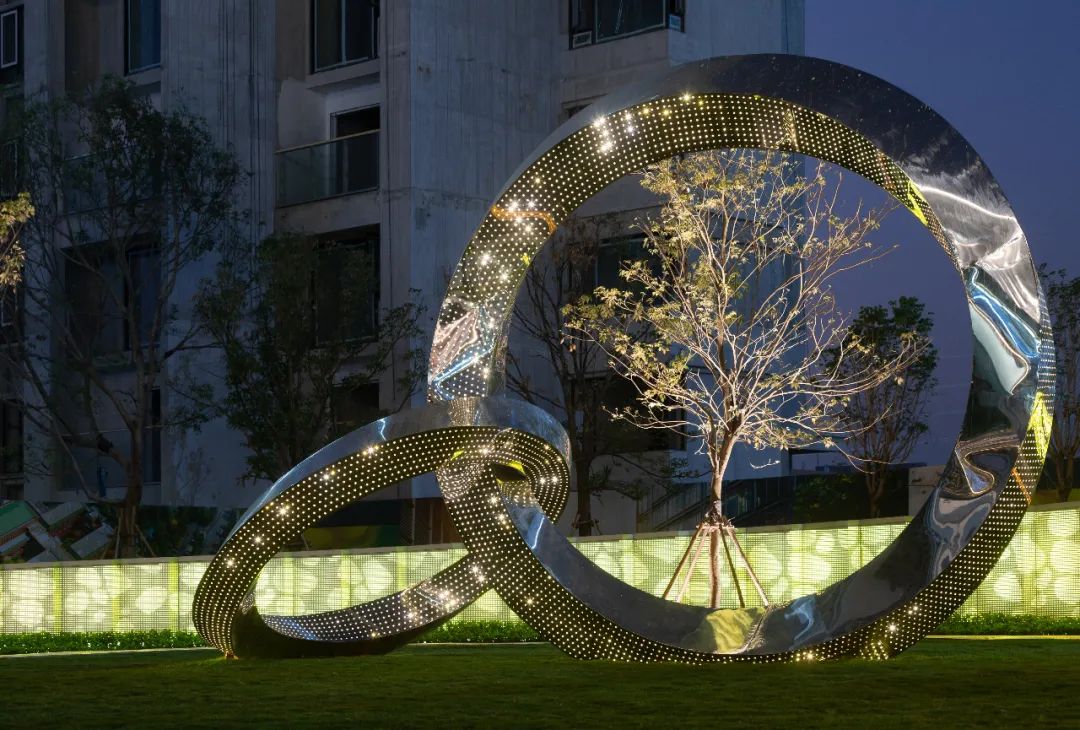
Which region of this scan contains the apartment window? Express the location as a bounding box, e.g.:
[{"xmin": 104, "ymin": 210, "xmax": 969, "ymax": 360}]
[
  {"xmin": 601, "ymin": 375, "xmax": 684, "ymax": 451},
  {"xmin": 140, "ymin": 388, "xmax": 161, "ymax": 484},
  {"xmin": 594, "ymin": 234, "xmax": 649, "ymax": 289},
  {"xmin": 0, "ymin": 9, "xmax": 19, "ymax": 70},
  {"xmin": 1, "ymin": 400, "xmax": 20, "ymax": 476},
  {"xmin": 0, "ymin": 285, "xmax": 16, "ymax": 330},
  {"xmin": 313, "ymin": 0, "xmax": 379, "ymax": 72},
  {"xmin": 67, "ymin": 252, "xmax": 122, "ymax": 357},
  {"xmin": 0, "ymin": 363, "xmax": 19, "ymax": 477},
  {"xmin": 65, "ymin": 244, "xmax": 160, "ymax": 357},
  {"xmin": 569, "ymin": 0, "xmax": 683, "ymax": 48},
  {"xmin": 126, "ymin": 0, "xmax": 161, "ymax": 74},
  {"xmin": 330, "ymin": 381, "xmax": 380, "ymax": 437},
  {"xmin": 333, "ymin": 106, "xmax": 379, "ymax": 194},
  {"xmin": 315, "ymin": 226, "xmax": 379, "ymax": 344},
  {"xmin": 0, "ymin": 140, "xmax": 17, "ymax": 198},
  {"xmin": 124, "ymin": 247, "xmax": 161, "ymax": 350}
]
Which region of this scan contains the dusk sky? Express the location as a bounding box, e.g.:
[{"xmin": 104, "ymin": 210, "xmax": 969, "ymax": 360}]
[{"xmin": 802, "ymin": 0, "xmax": 1080, "ymax": 464}]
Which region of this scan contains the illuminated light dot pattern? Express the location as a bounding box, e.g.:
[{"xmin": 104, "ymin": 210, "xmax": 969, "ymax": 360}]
[
  {"xmin": 193, "ymin": 56, "xmax": 1052, "ymax": 663},
  {"xmin": 192, "ymin": 398, "xmax": 570, "ymax": 657},
  {"xmin": 430, "ymin": 92, "xmax": 953, "ymax": 402},
  {"xmin": 426, "ymin": 59, "xmax": 1052, "ymax": 662}
]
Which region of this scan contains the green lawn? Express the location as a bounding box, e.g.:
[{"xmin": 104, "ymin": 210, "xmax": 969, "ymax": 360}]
[{"xmin": 1, "ymin": 639, "xmax": 1076, "ymax": 728}]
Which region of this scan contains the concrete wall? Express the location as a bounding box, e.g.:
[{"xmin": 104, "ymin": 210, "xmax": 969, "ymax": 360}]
[{"xmin": 18, "ymin": 1, "xmax": 808, "ymax": 525}]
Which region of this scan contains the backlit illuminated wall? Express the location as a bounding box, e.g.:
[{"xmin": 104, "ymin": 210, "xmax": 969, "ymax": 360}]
[{"xmin": 1, "ymin": 504, "xmax": 1076, "ymax": 635}]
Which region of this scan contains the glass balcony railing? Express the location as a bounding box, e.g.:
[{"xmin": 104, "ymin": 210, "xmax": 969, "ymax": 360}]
[{"xmin": 276, "ymin": 131, "xmax": 378, "ymax": 207}]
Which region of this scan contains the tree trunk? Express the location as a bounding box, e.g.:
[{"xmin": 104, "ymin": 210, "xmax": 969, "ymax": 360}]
[
  {"xmin": 116, "ymin": 449, "xmax": 144, "ymax": 558},
  {"xmin": 1060, "ymin": 456, "xmax": 1075, "ymax": 503},
  {"xmin": 707, "ymin": 439, "xmax": 735, "ymax": 608},
  {"xmin": 708, "ymin": 522, "xmax": 722, "ymax": 608},
  {"xmin": 866, "ymin": 470, "xmax": 885, "ymax": 518},
  {"xmin": 575, "ymin": 455, "xmax": 593, "ymax": 536}
]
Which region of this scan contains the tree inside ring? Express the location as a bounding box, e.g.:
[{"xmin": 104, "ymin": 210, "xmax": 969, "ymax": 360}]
[{"xmin": 194, "ymin": 55, "xmax": 1053, "ymax": 662}]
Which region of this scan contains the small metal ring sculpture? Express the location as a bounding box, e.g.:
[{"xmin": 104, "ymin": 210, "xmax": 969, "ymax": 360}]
[{"xmin": 195, "ymin": 55, "xmax": 1053, "ymax": 661}]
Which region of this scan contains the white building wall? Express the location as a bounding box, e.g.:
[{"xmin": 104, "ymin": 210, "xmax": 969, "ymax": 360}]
[{"xmin": 17, "ymin": 1, "xmax": 806, "ymax": 531}]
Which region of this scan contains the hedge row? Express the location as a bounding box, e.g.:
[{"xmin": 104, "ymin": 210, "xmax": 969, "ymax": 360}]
[
  {"xmin": 934, "ymin": 613, "xmax": 1080, "ymax": 635},
  {"xmin": 1, "ymin": 614, "xmax": 1076, "ymax": 655},
  {"xmin": 0, "ymin": 630, "xmax": 205, "ymax": 655}
]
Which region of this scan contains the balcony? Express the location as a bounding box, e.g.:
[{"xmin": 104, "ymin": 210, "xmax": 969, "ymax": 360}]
[{"xmin": 276, "ymin": 131, "xmax": 378, "ymax": 207}]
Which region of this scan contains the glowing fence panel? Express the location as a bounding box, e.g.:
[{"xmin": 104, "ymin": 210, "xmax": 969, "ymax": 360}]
[
  {"xmin": 343, "ymin": 552, "xmax": 395, "ymax": 606},
  {"xmin": 968, "ymin": 523, "xmax": 1034, "ymax": 615},
  {"xmin": 254, "ymin": 555, "xmax": 295, "ymax": 616},
  {"xmin": 177, "ymin": 561, "xmax": 207, "ymax": 632},
  {"xmin": 294, "ymin": 556, "xmax": 346, "ymax": 615},
  {"xmin": 633, "ymin": 535, "xmax": 681, "ymax": 597},
  {"xmin": 60, "ymin": 565, "xmax": 118, "ymax": 633},
  {"xmin": 1042, "ymin": 509, "xmax": 1080, "ymax": 612},
  {"xmin": 0, "ymin": 566, "xmax": 57, "ymax": 632},
  {"xmin": 1, "ymin": 506, "xmax": 1078, "ymax": 635}
]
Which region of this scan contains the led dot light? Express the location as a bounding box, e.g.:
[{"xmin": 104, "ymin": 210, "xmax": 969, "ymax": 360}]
[
  {"xmin": 192, "ymin": 398, "xmax": 570, "ymax": 658},
  {"xmin": 195, "ymin": 55, "xmax": 1052, "ymax": 663}
]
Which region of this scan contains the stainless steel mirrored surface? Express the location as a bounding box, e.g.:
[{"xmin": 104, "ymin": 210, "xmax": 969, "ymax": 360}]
[
  {"xmin": 429, "ymin": 54, "xmax": 1053, "ymax": 661},
  {"xmin": 193, "ymin": 396, "xmax": 569, "ymax": 657},
  {"xmin": 196, "ymin": 54, "xmax": 1052, "ymax": 662}
]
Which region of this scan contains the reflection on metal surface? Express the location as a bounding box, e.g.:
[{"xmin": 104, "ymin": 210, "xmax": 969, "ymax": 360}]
[
  {"xmin": 192, "ymin": 397, "xmax": 570, "ymax": 657},
  {"xmin": 195, "ymin": 54, "xmax": 1052, "ymax": 661}
]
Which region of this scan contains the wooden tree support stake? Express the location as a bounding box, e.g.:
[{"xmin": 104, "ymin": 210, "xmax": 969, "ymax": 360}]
[{"xmin": 661, "ymin": 515, "xmax": 770, "ymax": 609}]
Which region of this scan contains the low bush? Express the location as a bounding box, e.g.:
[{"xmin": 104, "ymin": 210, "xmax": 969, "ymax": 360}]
[
  {"xmin": 935, "ymin": 612, "xmax": 1080, "ymax": 635},
  {"xmin": 417, "ymin": 620, "xmax": 540, "ymax": 644},
  {"xmin": 1, "ymin": 614, "xmax": 1076, "ymax": 656},
  {"xmin": 0, "ymin": 630, "xmax": 205, "ymax": 655}
]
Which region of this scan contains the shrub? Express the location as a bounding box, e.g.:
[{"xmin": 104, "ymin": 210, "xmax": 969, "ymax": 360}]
[
  {"xmin": 935, "ymin": 613, "xmax": 1080, "ymax": 635},
  {"xmin": 417, "ymin": 620, "xmax": 540, "ymax": 644},
  {"xmin": 0, "ymin": 630, "xmax": 206, "ymax": 655},
  {"xmin": 1, "ymin": 614, "xmax": 1076, "ymax": 656}
]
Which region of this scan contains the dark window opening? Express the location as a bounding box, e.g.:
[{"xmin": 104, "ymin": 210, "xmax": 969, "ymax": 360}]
[
  {"xmin": 126, "ymin": 0, "xmax": 161, "ymax": 74},
  {"xmin": 315, "ymin": 225, "xmax": 380, "ymax": 345},
  {"xmin": 593, "ymin": 234, "xmax": 651, "ymax": 289},
  {"xmin": 331, "ymin": 381, "xmax": 380, "ymax": 437},
  {"xmin": 332, "ymin": 106, "xmax": 379, "ymax": 194},
  {"xmin": 0, "ymin": 9, "xmax": 19, "ymax": 70},
  {"xmin": 0, "ymin": 139, "xmax": 18, "ymax": 199},
  {"xmin": 140, "ymin": 388, "xmax": 161, "ymax": 484},
  {"xmin": 124, "ymin": 247, "xmax": 161, "ymax": 351},
  {"xmin": 0, "ymin": 363, "xmax": 21, "ymax": 476},
  {"xmin": 0, "ymin": 284, "xmax": 17, "ymax": 332},
  {"xmin": 599, "ymin": 374, "xmax": 684, "ymax": 452},
  {"xmin": 334, "ymin": 107, "xmax": 379, "ymax": 137},
  {"xmin": 569, "ymin": 0, "xmax": 683, "ymax": 48},
  {"xmin": 66, "ymin": 252, "xmax": 123, "ymax": 357},
  {"xmin": 65, "ymin": 244, "xmax": 160, "ymax": 358},
  {"xmin": 313, "ymin": 0, "xmax": 379, "ymax": 72}
]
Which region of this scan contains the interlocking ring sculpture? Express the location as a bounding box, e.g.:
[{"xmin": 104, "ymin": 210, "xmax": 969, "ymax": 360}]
[{"xmin": 195, "ymin": 55, "xmax": 1053, "ymax": 662}]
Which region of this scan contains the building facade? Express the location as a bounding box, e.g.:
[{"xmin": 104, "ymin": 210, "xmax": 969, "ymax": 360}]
[{"xmin": 1, "ymin": 0, "xmax": 804, "ymax": 543}]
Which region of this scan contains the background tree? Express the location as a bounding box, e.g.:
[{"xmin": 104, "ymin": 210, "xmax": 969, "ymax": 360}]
[
  {"xmin": 196, "ymin": 232, "xmax": 426, "ymax": 483},
  {"xmin": 508, "ymin": 215, "xmax": 687, "ymax": 536},
  {"xmin": 4, "ymin": 77, "xmax": 243, "ymax": 555},
  {"xmin": 1042, "ymin": 267, "xmax": 1080, "ymax": 502},
  {"xmin": 0, "ymin": 193, "xmax": 33, "ymax": 291},
  {"xmin": 566, "ymin": 150, "xmax": 922, "ymax": 606},
  {"xmin": 826, "ymin": 297, "xmax": 937, "ymax": 517}
]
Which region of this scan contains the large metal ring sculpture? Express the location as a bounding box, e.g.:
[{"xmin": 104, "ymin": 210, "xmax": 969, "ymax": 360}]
[{"xmin": 195, "ymin": 55, "xmax": 1053, "ymax": 662}]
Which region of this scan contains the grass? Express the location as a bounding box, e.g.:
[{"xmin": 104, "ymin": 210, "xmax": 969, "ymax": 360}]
[{"xmin": 1, "ymin": 640, "xmax": 1077, "ymax": 728}]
